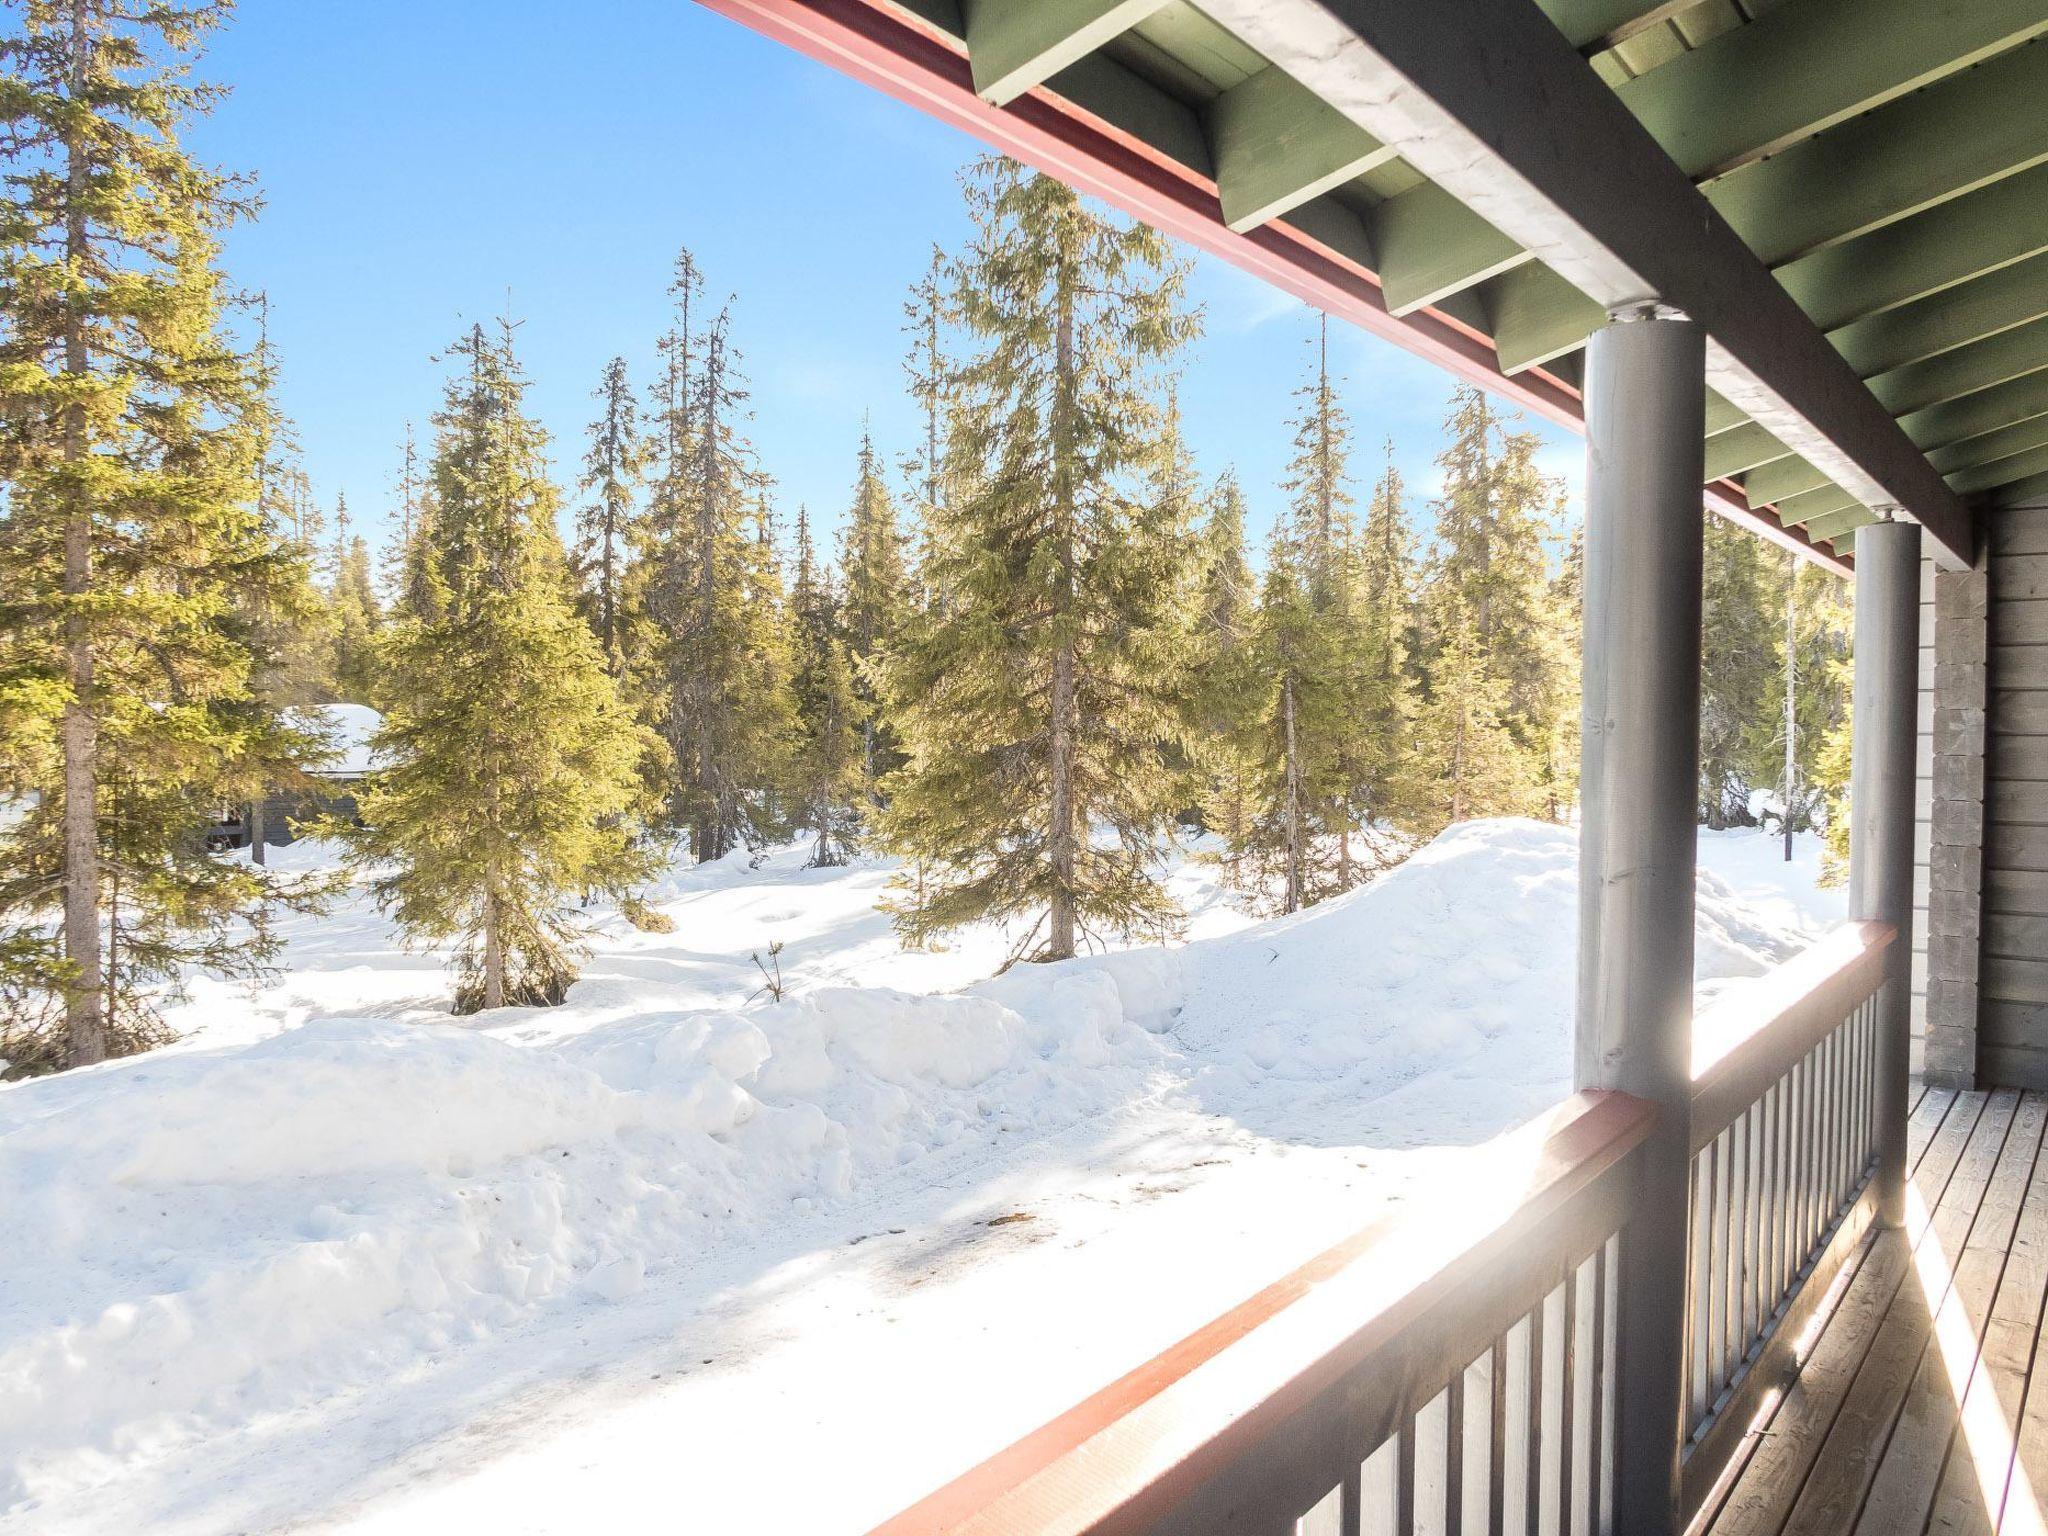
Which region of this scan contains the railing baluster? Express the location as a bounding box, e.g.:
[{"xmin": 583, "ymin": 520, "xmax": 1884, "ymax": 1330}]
[
  {"xmin": 1599, "ymin": 1235, "xmax": 1618, "ymax": 1536},
  {"xmin": 1490, "ymin": 1336, "xmax": 1509, "ymax": 1536}
]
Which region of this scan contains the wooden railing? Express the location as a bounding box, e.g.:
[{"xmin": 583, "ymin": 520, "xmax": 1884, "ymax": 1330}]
[
  {"xmin": 868, "ymin": 922, "xmax": 1897, "ymax": 1536},
  {"xmin": 1679, "ymin": 919, "xmax": 1895, "ymax": 1517},
  {"xmin": 872, "ymin": 1093, "xmax": 1656, "ymax": 1536}
]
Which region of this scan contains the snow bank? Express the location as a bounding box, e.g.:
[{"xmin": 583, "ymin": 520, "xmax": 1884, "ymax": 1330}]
[
  {"xmin": 0, "ymin": 820, "xmax": 1825, "ymax": 1514},
  {"xmin": 0, "ymin": 986, "xmax": 1160, "ymax": 1507}
]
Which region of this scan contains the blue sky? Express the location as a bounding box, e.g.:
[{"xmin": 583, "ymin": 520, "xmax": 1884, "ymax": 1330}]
[{"xmin": 184, "ymin": 0, "xmax": 1584, "ymax": 554}]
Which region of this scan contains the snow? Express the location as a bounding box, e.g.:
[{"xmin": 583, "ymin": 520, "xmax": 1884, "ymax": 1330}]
[{"xmin": 0, "ymin": 822, "xmax": 1839, "ymax": 1534}]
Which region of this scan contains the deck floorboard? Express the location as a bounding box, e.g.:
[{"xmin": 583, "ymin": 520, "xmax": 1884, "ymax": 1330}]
[{"xmin": 1709, "ymin": 1089, "xmax": 2048, "ymax": 1536}]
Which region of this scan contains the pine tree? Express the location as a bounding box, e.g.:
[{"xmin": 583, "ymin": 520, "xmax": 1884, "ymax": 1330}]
[
  {"xmin": 576, "ymin": 356, "xmax": 645, "ymax": 678},
  {"xmin": 879, "ymin": 159, "xmax": 1200, "ymax": 960},
  {"xmin": 0, "ymin": 0, "xmax": 315, "ymax": 1069},
  {"xmin": 349, "ymin": 322, "xmax": 651, "ymax": 1013},
  {"xmin": 788, "ymin": 505, "xmax": 866, "ymax": 865},
  {"xmin": 837, "ymin": 426, "xmax": 909, "ymax": 785}
]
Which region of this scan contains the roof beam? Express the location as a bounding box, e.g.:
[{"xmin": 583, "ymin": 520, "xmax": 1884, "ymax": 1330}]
[
  {"xmin": 1482, "ymin": 57, "xmax": 2048, "ymax": 382},
  {"xmin": 1830, "ymin": 253, "xmax": 2048, "ymax": 377},
  {"xmin": 1778, "ymin": 162, "xmax": 2048, "ymax": 331},
  {"xmin": 1195, "ymin": 0, "xmax": 1974, "ymax": 565},
  {"xmin": 1350, "ymin": 0, "xmax": 2047, "ymax": 331},
  {"xmin": 962, "ymin": 0, "xmax": 1170, "ymax": 106},
  {"xmin": 696, "ymin": 0, "xmax": 1850, "ymax": 575},
  {"xmin": 1208, "ymin": 66, "xmax": 1398, "ymax": 233}
]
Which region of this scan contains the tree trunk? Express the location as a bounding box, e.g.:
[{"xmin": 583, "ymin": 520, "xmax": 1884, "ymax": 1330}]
[
  {"xmin": 249, "ymin": 799, "xmax": 266, "ymax": 865},
  {"xmin": 1283, "ymin": 675, "xmax": 1303, "ymax": 914},
  {"xmin": 61, "ymin": 0, "xmax": 104, "ymax": 1068},
  {"xmin": 1450, "ymin": 709, "xmax": 1467, "ymax": 825},
  {"xmin": 482, "ymin": 882, "xmax": 506, "ymax": 1010},
  {"xmin": 1049, "ymin": 641, "xmax": 1077, "ymax": 958},
  {"xmin": 1045, "ymin": 250, "xmax": 1079, "ymax": 961},
  {"xmin": 1784, "ymin": 552, "xmax": 1798, "ymax": 862}
]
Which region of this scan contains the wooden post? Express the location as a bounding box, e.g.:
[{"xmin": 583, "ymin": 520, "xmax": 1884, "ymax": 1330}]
[
  {"xmin": 1577, "ymin": 306, "xmax": 1705, "ymax": 1535},
  {"xmin": 1849, "ymin": 517, "xmax": 1923, "ymax": 1225}
]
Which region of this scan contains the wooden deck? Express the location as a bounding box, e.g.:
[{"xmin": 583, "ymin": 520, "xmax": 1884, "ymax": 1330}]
[{"xmin": 1705, "ymin": 1086, "xmax": 2048, "ymax": 1536}]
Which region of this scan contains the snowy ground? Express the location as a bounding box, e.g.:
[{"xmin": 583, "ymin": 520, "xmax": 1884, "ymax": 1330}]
[{"xmin": 0, "ymin": 822, "xmax": 1842, "ymax": 1535}]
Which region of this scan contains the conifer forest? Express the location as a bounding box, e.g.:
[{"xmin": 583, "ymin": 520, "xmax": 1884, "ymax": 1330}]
[{"xmin": 0, "ymin": 3, "xmax": 1849, "ymax": 1077}]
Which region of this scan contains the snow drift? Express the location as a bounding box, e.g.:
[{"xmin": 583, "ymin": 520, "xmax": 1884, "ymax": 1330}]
[{"xmin": 0, "ymin": 819, "xmax": 1823, "ymax": 1515}]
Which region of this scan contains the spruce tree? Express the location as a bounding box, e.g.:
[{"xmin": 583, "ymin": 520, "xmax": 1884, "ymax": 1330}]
[
  {"xmin": 640, "ymin": 282, "xmax": 796, "ymax": 860},
  {"xmin": 328, "ymin": 501, "xmax": 382, "ymax": 701},
  {"xmin": 1698, "ymin": 515, "xmax": 1781, "ymax": 825},
  {"xmin": 837, "ymin": 426, "xmax": 909, "ymax": 784},
  {"xmin": 0, "ymin": 0, "xmax": 312, "ymax": 1068},
  {"xmin": 1355, "ymin": 441, "xmax": 1424, "ymax": 834},
  {"xmin": 1419, "ymin": 384, "xmax": 1575, "ymax": 825},
  {"xmin": 880, "ymin": 159, "xmax": 1200, "ymax": 960},
  {"xmin": 1191, "ymin": 471, "xmax": 1261, "ymax": 888},
  {"xmin": 789, "ymin": 505, "xmax": 866, "ymax": 865},
  {"xmin": 349, "ymin": 322, "xmax": 650, "ymax": 1013},
  {"xmin": 1238, "ymin": 319, "xmax": 1383, "ymax": 906},
  {"xmin": 1413, "ymin": 596, "xmax": 1538, "ymax": 826},
  {"xmin": 576, "ymin": 355, "xmax": 645, "ymax": 678}
]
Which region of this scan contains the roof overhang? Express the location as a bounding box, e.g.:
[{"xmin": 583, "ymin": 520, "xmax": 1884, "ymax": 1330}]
[{"xmin": 697, "ymin": 0, "xmax": 2048, "ymax": 575}]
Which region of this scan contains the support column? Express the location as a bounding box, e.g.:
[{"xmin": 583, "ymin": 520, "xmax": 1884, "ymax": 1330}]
[
  {"xmin": 1850, "ymin": 517, "xmax": 1923, "ymax": 1226},
  {"xmin": 1577, "ymin": 307, "xmax": 1704, "ymax": 1536}
]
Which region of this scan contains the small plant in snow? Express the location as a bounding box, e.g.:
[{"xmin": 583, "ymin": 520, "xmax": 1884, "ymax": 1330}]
[{"xmin": 750, "ymin": 940, "xmax": 786, "ymax": 1003}]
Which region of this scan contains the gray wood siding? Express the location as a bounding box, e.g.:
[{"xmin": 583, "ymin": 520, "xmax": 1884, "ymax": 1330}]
[
  {"xmin": 1914, "ymin": 554, "xmax": 1933, "ymax": 1074},
  {"xmin": 1982, "ymin": 504, "xmax": 2048, "ymax": 1088}
]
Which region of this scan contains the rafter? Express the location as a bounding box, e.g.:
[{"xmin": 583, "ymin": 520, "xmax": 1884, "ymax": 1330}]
[
  {"xmin": 1950, "ymin": 440, "xmax": 2048, "ymax": 497},
  {"xmin": 1901, "ymin": 370, "xmax": 2048, "ymax": 452},
  {"xmin": 1619, "ymin": 0, "xmax": 2047, "ymax": 183},
  {"xmin": 1830, "ymin": 253, "xmax": 2048, "ymax": 378},
  {"xmin": 1802, "ymin": 505, "xmax": 1877, "ymax": 541},
  {"xmin": 1867, "ymin": 321, "xmax": 2048, "ymax": 418},
  {"xmin": 1746, "ymin": 456, "xmax": 1830, "ymax": 509},
  {"xmin": 962, "ymin": 0, "xmax": 1170, "ymax": 107},
  {"xmin": 1208, "ymin": 66, "xmax": 1397, "ymax": 233},
  {"xmin": 1710, "ymin": 41, "xmax": 2048, "ymax": 267},
  {"xmin": 1351, "ymin": 0, "xmax": 2046, "ymax": 334},
  {"xmin": 1703, "ymin": 421, "xmax": 1794, "ymax": 482},
  {"xmin": 1776, "ymin": 486, "xmax": 1860, "ymax": 527},
  {"xmin": 1778, "ymin": 163, "xmax": 2048, "ymax": 331},
  {"xmin": 1929, "ymin": 413, "xmax": 2048, "ymax": 477},
  {"xmin": 1195, "ymin": 0, "xmax": 1973, "ymax": 563}
]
